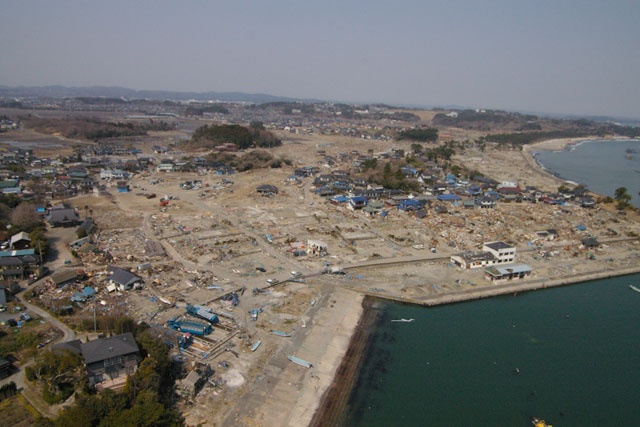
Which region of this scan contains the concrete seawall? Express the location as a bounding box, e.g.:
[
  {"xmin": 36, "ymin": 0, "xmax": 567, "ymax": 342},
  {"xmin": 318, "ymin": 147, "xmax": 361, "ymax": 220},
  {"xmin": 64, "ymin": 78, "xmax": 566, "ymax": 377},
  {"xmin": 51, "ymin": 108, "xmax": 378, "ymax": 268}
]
[{"xmin": 349, "ymin": 266, "xmax": 640, "ymax": 307}]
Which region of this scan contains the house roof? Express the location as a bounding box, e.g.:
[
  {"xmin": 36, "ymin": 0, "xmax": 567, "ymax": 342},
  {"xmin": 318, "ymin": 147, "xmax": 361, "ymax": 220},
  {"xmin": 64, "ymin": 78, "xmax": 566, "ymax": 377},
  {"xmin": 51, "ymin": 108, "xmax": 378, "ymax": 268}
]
[
  {"xmin": 484, "ymin": 241, "xmax": 513, "ymax": 251},
  {"xmin": 107, "ymin": 266, "xmax": 141, "ymax": 287},
  {"xmin": 437, "ymin": 194, "xmax": 461, "ymax": 201},
  {"xmin": 50, "ymin": 270, "xmax": 81, "ymax": 286},
  {"xmin": 46, "ymin": 208, "xmax": 79, "ymax": 224},
  {"xmin": 486, "ymin": 264, "xmax": 532, "ymax": 277},
  {"xmin": 0, "ymin": 249, "xmax": 35, "ymax": 258},
  {"xmin": 52, "ymin": 339, "xmax": 82, "ymax": 356},
  {"xmin": 10, "ymin": 231, "xmax": 31, "ymax": 245},
  {"xmin": 0, "ymin": 258, "xmax": 23, "ymax": 267},
  {"xmin": 81, "ymin": 333, "xmax": 140, "ymax": 364}
]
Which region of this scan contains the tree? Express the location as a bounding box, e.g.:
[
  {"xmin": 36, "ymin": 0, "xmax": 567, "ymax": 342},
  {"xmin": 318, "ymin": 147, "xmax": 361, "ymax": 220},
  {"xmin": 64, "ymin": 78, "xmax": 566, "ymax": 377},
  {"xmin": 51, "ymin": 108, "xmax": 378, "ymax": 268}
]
[
  {"xmin": 410, "ymin": 143, "xmax": 423, "ymax": 154},
  {"xmin": 10, "ymin": 203, "xmax": 41, "ymax": 231},
  {"xmin": 614, "ymin": 187, "xmax": 631, "ymax": 201}
]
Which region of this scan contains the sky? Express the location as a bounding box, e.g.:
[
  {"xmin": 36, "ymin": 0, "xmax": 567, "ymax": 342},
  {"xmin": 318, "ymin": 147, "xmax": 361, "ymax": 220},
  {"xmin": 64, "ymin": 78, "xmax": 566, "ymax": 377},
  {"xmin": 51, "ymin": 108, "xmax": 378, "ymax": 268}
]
[{"xmin": 1, "ymin": 0, "xmax": 640, "ymax": 118}]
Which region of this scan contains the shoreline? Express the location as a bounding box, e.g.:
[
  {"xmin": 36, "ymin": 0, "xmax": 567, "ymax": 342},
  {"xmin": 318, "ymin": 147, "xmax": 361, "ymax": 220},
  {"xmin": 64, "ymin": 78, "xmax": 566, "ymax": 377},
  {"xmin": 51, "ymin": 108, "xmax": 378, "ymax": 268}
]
[
  {"xmin": 521, "ymin": 136, "xmax": 632, "ymax": 189},
  {"xmin": 525, "ymin": 135, "xmax": 634, "ymax": 152},
  {"xmin": 310, "ymin": 266, "xmax": 640, "ymax": 425}
]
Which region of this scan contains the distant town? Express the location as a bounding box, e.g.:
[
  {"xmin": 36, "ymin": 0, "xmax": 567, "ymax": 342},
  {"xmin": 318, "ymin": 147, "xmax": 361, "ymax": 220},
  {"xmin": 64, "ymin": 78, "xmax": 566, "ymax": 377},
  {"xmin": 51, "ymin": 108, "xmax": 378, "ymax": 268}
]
[{"xmin": 0, "ymin": 91, "xmax": 638, "ymax": 426}]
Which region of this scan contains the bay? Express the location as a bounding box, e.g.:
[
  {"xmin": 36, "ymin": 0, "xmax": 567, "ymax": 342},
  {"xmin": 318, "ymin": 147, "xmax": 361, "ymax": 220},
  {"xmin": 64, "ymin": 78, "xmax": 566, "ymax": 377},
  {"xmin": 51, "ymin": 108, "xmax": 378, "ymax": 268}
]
[
  {"xmin": 343, "ymin": 274, "xmax": 640, "ymax": 427},
  {"xmin": 534, "ymin": 139, "xmax": 640, "ymax": 207}
]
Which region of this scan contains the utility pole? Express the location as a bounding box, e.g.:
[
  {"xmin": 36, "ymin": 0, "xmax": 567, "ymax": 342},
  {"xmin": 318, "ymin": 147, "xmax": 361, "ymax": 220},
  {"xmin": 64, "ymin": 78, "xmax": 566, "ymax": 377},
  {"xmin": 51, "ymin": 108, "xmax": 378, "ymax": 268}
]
[{"xmin": 93, "ymin": 302, "xmax": 97, "ymax": 333}]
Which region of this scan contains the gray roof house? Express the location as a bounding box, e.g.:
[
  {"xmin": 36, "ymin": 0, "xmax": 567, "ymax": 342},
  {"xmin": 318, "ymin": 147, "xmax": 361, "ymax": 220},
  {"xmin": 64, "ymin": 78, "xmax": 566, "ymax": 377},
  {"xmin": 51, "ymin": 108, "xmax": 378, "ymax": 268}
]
[
  {"xmin": 46, "ymin": 208, "xmax": 80, "ymax": 227},
  {"xmin": 107, "ymin": 266, "xmax": 142, "ymax": 290},
  {"xmin": 51, "ymin": 333, "xmax": 141, "ymax": 389},
  {"xmin": 82, "ymin": 333, "xmax": 141, "ymax": 388}
]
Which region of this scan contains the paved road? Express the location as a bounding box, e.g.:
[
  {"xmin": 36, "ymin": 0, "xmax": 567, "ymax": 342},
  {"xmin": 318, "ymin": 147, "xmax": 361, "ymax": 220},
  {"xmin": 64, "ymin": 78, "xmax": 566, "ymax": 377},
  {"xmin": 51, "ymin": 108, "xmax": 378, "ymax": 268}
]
[{"xmin": 0, "ymin": 278, "xmax": 77, "ymax": 418}]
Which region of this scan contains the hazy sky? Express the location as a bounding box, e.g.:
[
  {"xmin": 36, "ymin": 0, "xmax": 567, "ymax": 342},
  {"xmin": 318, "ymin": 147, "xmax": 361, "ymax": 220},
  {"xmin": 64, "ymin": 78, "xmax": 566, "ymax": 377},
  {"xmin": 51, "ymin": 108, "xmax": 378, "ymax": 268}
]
[{"xmin": 1, "ymin": 0, "xmax": 639, "ymax": 117}]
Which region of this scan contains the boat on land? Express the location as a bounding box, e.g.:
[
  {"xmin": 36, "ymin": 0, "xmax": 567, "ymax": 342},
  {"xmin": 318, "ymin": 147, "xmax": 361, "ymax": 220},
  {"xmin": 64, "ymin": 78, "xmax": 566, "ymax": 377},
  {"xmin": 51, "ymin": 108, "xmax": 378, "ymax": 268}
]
[
  {"xmin": 629, "ymin": 285, "xmax": 640, "ymax": 293},
  {"xmin": 391, "ymin": 318, "xmax": 415, "ymax": 322},
  {"xmin": 270, "ymin": 330, "xmax": 291, "ymax": 337},
  {"xmin": 288, "ymin": 355, "xmax": 313, "ymax": 368},
  {"xmin": 251, "ymin": 340, "xmax": 261, "ymax": 352}
]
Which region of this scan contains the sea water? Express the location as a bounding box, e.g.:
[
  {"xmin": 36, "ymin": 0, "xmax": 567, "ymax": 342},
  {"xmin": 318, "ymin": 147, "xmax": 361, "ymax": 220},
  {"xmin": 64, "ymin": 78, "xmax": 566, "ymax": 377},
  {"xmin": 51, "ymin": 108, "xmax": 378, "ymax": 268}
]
[
  {"xmin": 534, "ymin": 139, "xmax": 640, "ymax": 207},
  {"xmin": 343, "ymin": 274, "xmax": 640, "ymax": 427}
]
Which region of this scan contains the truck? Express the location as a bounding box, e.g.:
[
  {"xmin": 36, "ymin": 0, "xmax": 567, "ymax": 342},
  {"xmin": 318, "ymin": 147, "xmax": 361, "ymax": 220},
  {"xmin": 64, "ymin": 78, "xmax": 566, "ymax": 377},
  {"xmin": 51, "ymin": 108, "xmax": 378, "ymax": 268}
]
[{"xmin": 167, "ymin": 317, "xmax": 212, "ymax": 336}]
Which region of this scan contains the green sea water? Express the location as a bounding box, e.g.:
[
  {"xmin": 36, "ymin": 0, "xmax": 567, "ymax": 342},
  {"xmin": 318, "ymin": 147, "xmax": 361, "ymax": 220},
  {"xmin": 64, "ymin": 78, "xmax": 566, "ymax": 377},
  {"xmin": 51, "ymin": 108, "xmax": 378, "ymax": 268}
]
[{"xmin": 344, "ymin": 274, "xmax": 640, "ymax": 427}]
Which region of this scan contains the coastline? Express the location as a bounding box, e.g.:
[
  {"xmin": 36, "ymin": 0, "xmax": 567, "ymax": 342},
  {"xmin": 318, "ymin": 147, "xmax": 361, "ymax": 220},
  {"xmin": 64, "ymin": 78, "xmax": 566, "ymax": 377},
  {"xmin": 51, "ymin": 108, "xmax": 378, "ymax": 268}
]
[
  {"xmin": 310, "ymin": 265, "xmax": 640, "ymax": 425},
  {"xmin": 520, "ymin": 136, "xmax": 627, "ymax": 189}
]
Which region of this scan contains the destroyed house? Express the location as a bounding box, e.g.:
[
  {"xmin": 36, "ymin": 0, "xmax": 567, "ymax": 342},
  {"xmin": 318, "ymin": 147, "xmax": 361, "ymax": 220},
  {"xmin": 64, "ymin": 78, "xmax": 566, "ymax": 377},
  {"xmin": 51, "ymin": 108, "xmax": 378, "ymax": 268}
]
[
  {"xmin": 256, "ymin": 184, "xmax": 278, "ymax": 195},
  {"xmin": 47, "ymin": 270, "xmax": 83, "ymax": 288},
  {"xmin": 81, "ymin": 333, "xmax": 141, "ymax": 387},
  {"xmin": 107, "ymin": 266, "xmax": 142, "ymax": 291},
  {"xmin": 451, "ymin": 251, "xmax": 496, "ymax": 269},
  {"xmin": 78, "ymin": 217, "xmax": 96, "ymax": 235},
  {"xmin": 581, "ymin": 238, "xmax": 600, "ymax": 248}
]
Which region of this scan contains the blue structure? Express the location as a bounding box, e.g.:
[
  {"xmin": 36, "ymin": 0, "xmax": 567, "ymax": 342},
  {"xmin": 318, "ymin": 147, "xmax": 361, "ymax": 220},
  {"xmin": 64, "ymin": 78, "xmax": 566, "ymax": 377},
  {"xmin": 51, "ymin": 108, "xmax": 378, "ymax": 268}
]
[
  {"xmin": 398, "ymin": 199, "xmax": 421, "ymax": 211},
  {"xmin": 437, "ymin": 194, "xmax": 461, "ymax": 202},
  {"xmin": 167, "ymin": 317, "xmax": 212, "ymax": 336},
  {"xmin": 186, "ymin": 305, "xmax": 219, "ymax": 324},
  {"xmin": 349, "ymin": 196, "xmax": 368, "ymax": 209}
]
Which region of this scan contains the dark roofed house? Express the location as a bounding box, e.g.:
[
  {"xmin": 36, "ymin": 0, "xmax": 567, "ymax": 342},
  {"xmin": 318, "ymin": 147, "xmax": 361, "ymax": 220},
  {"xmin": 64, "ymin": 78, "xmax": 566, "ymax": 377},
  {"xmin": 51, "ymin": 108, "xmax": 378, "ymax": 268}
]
[
  {"xmin": 10, "ymin": 231, "xmax": 31, "ymax": 250},
  {"xmin": 107, "ymin": 266, "xmax": 142, "ymax": 291},
  {"xmin": 0, "ymin": 257, "xmax": 25, "ymax": 280},
  {"xmin": 78, "ymin": 217, "xmax": 96, "ymax": 235},
  {"xmin": 47, "ymin": 270, "xmax": 83, "ymax": 288},
  {"xmin": 81, "ymin": 333, "xmax": 141, "ymax": 388},
  {"xmin": 0, "ymin": 355, "xmax": 13, "ymax": 379},
  {"xmin": 581, "ymin": 238, "xmax": 600, "ymax": 248},
  {"xmin": 46, "ymin": 208, "xmax": 80, "ymax": 228},
  {"xmin": 256, "ymin": 184, "xmax": 279, "ymax": 196}
]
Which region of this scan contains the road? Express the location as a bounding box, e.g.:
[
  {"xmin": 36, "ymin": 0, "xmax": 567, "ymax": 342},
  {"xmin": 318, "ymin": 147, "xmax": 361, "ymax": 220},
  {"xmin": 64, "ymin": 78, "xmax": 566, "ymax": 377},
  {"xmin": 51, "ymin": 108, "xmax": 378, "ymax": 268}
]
[{"xmin": 0, "ymin": 278, "xmax": 77, "ymax": 419}]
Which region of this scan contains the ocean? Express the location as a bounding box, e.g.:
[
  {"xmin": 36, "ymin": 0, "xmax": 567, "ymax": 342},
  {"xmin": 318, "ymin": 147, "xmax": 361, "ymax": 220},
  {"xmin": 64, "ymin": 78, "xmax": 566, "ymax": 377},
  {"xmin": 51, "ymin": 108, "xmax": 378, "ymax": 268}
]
[
  {"xmin": 342, "ymin": 274, "xmax": 640, "ymax": 427},
  {"xmin": 335, "ymin": 139, "xmax": 640, "ymax": 427},
  {"xmin": 533, "ymin": 139, "xmax": 640, "ymax": 207}
]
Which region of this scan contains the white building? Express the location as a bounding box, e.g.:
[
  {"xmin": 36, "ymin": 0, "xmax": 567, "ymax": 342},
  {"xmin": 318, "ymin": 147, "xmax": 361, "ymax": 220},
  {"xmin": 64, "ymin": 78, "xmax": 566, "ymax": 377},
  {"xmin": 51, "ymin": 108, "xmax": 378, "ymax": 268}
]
[
  {"xmin": 451, "ymin": 241, "xmax": 516, "ymax": 269},
  {"xmin": 482, "ymin": 241, "xmax": 516, "ymax": 264}
]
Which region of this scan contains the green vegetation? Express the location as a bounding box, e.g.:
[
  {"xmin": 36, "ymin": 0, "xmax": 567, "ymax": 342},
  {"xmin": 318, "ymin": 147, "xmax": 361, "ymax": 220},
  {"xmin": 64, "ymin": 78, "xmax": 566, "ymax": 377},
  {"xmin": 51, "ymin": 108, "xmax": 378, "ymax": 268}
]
[
  {"xmin": 184, "ymin": 105, "xmax": 229, "ymax": 116},
  {"xmin": 192, "ymin": 124, "xmax": 281, "ymax": 149},
  {"xmin": 21, "ymin": 117, "xmax": 174, "ymax": 141},
  {"xmin": 39, "ymin": 319, "xmax": 182, "ymax": 426},
  {"xmin": 27, "ymin": 350, "xmax": 84, "ymax": 404},
  {"xmin": 397, "ymin": 128, "xmax": 439, "ymax": 142},
  {"xmin": 422, "ymin": 145, "xmax": 455, "ymax": 161},
  {"xmin": 0, "ymin": 331, "xmax": 40, "ymax": 357},
  {"xmin": 361, "ymin": 158, "xmax": 378, "ymax": 171},
  {"xmin": 366, "ymin": 162, "xmax": 421, "ymax": 192},
  {"xmin": 0, "ymin": 394, "xmax": 37, "ymax": 426},
  {"xmin": 614, "ymin": 187, "xmax": 634, "ymax": 210},
  {"xmin": 3, "ymin": 202, "xmax": 49, "ymax": 257}
]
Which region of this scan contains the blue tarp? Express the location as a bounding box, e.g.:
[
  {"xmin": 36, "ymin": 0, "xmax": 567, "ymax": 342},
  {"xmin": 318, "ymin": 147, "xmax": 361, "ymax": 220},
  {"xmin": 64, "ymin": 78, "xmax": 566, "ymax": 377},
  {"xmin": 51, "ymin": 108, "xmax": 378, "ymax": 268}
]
[
  {"xmin": 82, "ymin": 286, "xmax": 97, "ymax": 296},
  {"xmin": 437, "ymin": 194, "xmax": 461, "ymax": 201}
]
